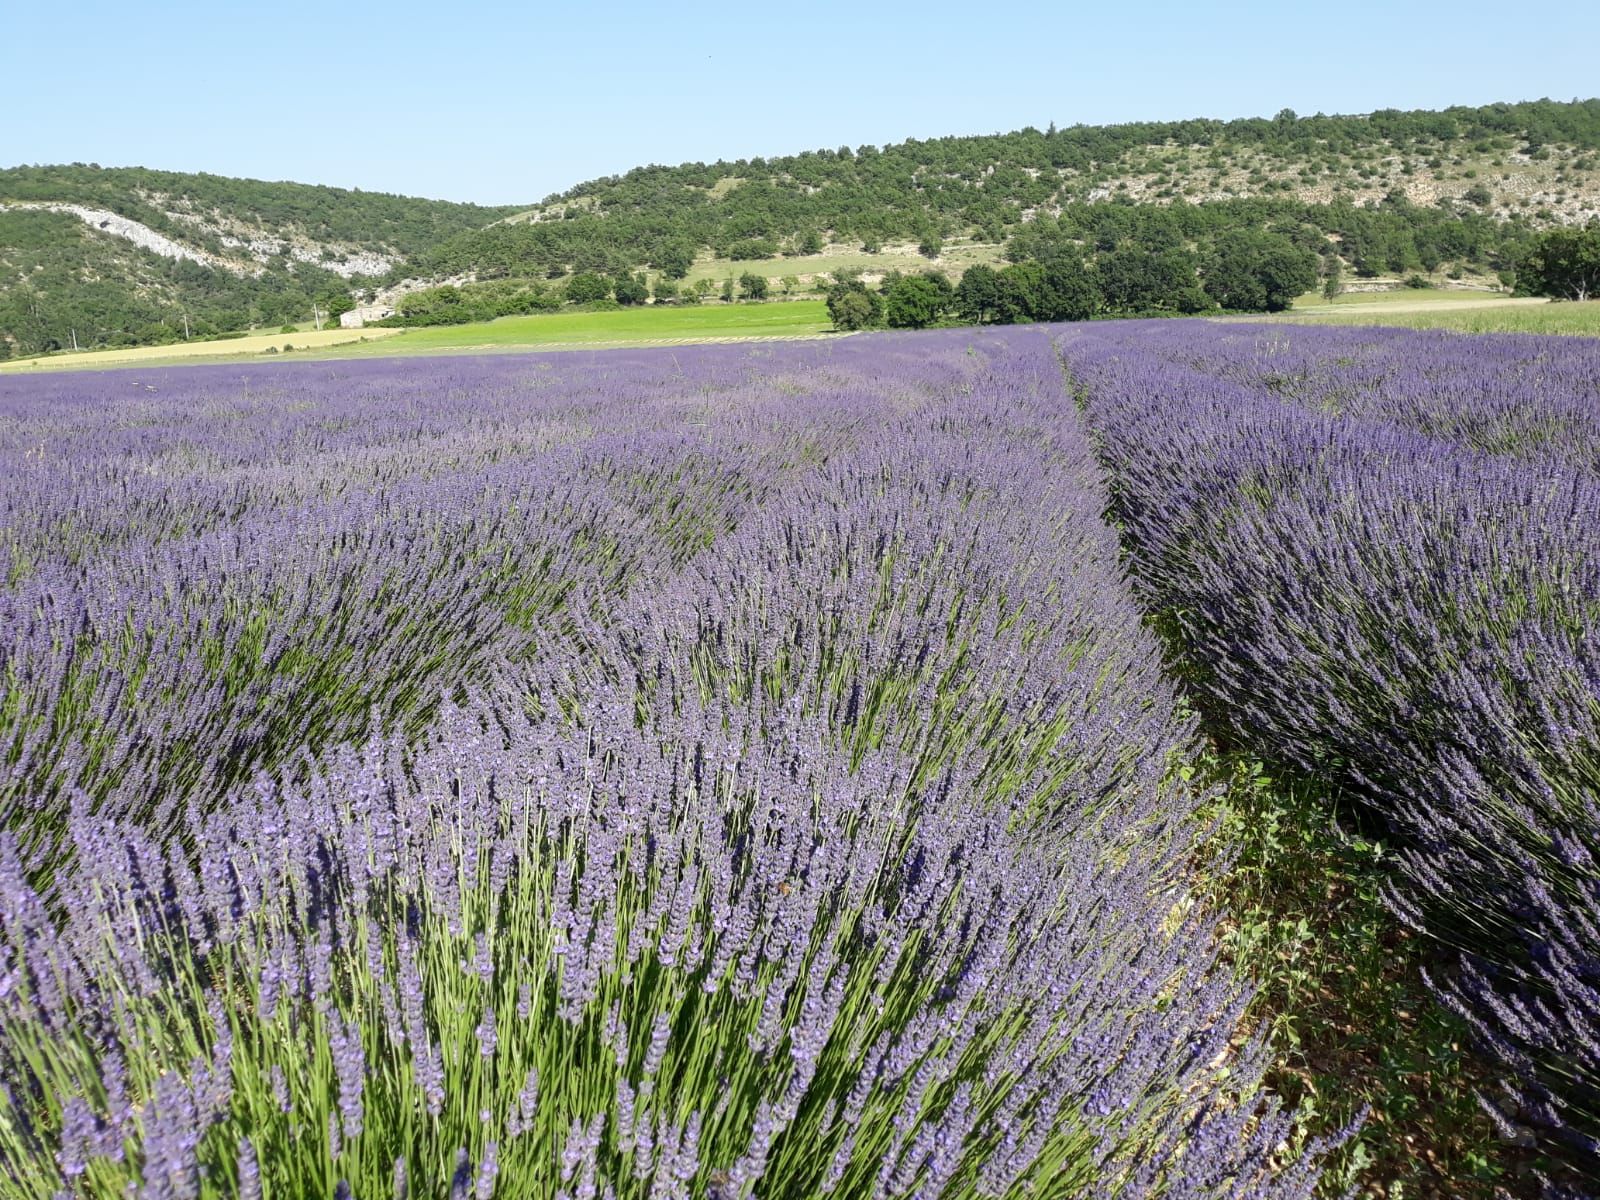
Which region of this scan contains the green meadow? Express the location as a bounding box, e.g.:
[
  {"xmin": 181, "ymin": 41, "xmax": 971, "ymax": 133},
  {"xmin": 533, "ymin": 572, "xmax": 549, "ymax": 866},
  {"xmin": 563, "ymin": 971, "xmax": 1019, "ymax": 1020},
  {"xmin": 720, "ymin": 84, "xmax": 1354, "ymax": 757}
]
[
  {"xmin": 375, "ymin": 299, "xmax": 832, "ymax": 349},
  {"xmin": 1235, "ymin": 288, "xmax": 1600, "ymax": 336},
  {"xmin": 1, "ymin": 300, "xmax": 835, "ymax": 372}
]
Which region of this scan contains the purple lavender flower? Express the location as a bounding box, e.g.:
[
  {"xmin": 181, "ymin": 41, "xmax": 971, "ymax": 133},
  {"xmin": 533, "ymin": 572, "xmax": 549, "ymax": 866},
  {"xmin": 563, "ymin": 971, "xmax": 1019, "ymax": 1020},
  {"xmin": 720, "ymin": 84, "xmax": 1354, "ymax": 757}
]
[
  {"xmin": 1059, "ymin": 317, "xmax": 1600, "ymax": 1172},
  {"xmin": 329, "ymin": 1015, "xmax": 366, "ymax": 1139},
  {"xmin": 476, "ymin": 1140, "xmax": 499, "ymax": 1200},
  {"xmin": 0, "ymin": 332, "xmax": 1354, "ymax": 1199},
  {"xmin": 237, "ymin": 1136, "xmax": 261, "ymax": 1200},
  {"xmin": 475, "ymin": 1005, "xmax": 498, "ymax": 1060},
  {"xmin": 449, "ymin": 1149, "xmax": 472, "ymax": 1200}
]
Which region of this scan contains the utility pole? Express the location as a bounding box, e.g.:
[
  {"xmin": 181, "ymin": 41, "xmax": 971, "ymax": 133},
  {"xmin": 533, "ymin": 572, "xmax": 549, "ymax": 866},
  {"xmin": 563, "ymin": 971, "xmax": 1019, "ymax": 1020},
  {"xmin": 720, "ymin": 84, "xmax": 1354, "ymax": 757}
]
[
  {"xmin": 70, "ymin": 328, "xmax": 79, "ymax": 352},
  {"xmin": 311, "ymin": 303, "xmax": 324, "ymax": 332},
  {"xmin": 182, "ymin": 312, "xmax": 190, "ymax": 340}
]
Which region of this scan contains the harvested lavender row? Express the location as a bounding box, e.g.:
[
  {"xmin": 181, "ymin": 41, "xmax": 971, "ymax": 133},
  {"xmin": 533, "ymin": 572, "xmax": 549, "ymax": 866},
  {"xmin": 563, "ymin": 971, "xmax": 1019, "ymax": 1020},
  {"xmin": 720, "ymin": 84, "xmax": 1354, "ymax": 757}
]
[
  {"xmin": 0, "ymin": 332, "xmax": 1331, "ymax": 1197},
  {"xmin": 1059, "ymin": 320, "xmax": 1600, "ymax": 1182}
]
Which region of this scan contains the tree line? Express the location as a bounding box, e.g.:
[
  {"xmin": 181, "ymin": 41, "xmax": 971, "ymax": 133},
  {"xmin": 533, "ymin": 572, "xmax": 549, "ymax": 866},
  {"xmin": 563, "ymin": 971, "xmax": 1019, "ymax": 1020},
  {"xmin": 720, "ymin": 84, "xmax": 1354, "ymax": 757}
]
[
  {"xmin": 825, "ymin": 223, "xmax": 1322, "ymax": 331},
  {"xmin": 379, "ymin": 268, "xmax": 801, "ymax": 327},
  {"xmin": 830, "ymin": 218, "xmax": 1600, "ymax": 333}
]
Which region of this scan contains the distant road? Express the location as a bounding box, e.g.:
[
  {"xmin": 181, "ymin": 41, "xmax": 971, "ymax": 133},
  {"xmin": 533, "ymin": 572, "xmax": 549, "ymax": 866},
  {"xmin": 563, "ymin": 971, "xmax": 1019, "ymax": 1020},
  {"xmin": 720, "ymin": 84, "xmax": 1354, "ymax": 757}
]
[{"xmin": 1, "ymin": 327, "xmax": 403, "ymax": 373}]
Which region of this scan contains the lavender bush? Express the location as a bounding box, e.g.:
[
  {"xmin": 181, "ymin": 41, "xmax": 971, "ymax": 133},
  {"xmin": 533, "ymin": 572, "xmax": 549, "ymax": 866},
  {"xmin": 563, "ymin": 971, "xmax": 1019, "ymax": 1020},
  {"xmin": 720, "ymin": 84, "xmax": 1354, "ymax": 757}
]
[
  {"xmin": 0, "ymin": 335, "xmax": 1330, "ymax": 1197},
  {"xmin": 1060, "ymin": 321, "xmax": 1600, "ymax": 1184}
]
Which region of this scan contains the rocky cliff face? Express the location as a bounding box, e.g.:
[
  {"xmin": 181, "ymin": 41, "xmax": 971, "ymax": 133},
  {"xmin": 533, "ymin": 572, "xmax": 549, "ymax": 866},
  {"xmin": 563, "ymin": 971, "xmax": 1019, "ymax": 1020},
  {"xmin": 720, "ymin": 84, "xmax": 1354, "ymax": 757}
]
[{"xmin": 2, "ymin": 200, "xmax": 397, "ymax": 278}]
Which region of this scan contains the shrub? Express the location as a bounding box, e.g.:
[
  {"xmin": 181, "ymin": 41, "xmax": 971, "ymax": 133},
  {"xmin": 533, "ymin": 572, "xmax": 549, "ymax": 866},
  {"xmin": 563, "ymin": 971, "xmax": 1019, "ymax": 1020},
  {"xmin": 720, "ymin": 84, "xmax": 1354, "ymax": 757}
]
[{"xmin": 724, "ymin": 238, "xmax": 778, "ymax": 261}]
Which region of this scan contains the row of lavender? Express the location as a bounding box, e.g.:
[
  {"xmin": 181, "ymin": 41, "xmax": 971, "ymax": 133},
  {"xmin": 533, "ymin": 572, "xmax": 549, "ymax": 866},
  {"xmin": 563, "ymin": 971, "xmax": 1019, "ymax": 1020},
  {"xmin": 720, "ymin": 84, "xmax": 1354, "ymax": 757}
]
[
  {"xmin": 1059, "ymin": 321, "xmax": 1600, "ymax": 1185},
  {"xmin": 1143, "ymin": 322, "xmax": 1600, "ymax": 476},
  {"xmin": 0, "ymin": 336, "xmax": 1331, "ymax": 1196},
  {"xmin": 0, "ymin": 349, "xmax": 856, "ymax": 868}
]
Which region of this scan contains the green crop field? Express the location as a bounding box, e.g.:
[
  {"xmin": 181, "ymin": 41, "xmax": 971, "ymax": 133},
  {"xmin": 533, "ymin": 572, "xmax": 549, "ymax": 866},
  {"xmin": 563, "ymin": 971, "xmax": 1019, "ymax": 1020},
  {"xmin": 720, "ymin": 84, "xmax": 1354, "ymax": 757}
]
[
  {"xmin": 0, "ymin": 300, "xmax": 836, "ymax": 372},
  {"xmin": 373, "ymin": 299, "xmax": 832, "ymax": 349},
  {"xmin": 1280, "ymin": 299, "xmax": 1600, "ymax": 336},
  {"xmin": 1218, "ymin": 289, "xmax": 1600, "ymax": 338}
]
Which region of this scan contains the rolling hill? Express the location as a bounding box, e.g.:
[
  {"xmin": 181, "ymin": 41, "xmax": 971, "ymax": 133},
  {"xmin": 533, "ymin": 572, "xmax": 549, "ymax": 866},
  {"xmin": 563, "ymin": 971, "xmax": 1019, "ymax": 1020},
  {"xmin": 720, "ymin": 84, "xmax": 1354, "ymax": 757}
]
[
  {"xmin": 427, "ymin": 97, "xmax": 1600, "ymax": 278},
  {"xmin": 0, "ymin": 165, "xmax": 517, "ymax": 354},
  {"xmin": 5, "ymin": 98, "xmax": 1600, "ymax": 356}
]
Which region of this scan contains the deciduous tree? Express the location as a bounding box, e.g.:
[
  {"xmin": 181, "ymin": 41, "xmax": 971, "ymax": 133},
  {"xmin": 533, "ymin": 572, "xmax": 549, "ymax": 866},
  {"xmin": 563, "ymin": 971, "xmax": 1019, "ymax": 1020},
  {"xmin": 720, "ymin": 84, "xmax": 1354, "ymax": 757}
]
[
  {"xmin": 1202, "ymin": 229, "xmax": 1319, "ymax": 312},
  {"xmin": 955, "ymin": 264, "xmax": 1003, "ymax": 323},
  {"xmin": 884, "ymin": 275, "xmax": 948, "ymax": 328},
  {"xmin": 564, "ymin": 272, "xmax": 611, "ymax": 305},
  {"xmin": 825, "ymin": 279, "xmax": 883, "ymax": 330},
  {"xmin": 1519, "ymin": 224, "xmax": 1600, "ymax": 301},
  {"xmin": 613, "ymin": 273, "xmax": 649, "ymax": 306}
]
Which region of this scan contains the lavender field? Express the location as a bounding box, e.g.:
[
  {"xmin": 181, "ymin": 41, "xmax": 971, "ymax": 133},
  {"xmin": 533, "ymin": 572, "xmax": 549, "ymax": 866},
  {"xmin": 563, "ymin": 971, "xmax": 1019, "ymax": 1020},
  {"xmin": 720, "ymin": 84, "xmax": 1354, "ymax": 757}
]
[
  {"xmin": 0, "ymin": 323, "xmax": 1595, "ymax": 1197},
  {"xmin": 1058, "ymin": 322, "xmax": 1600, "ymax": 1191}
]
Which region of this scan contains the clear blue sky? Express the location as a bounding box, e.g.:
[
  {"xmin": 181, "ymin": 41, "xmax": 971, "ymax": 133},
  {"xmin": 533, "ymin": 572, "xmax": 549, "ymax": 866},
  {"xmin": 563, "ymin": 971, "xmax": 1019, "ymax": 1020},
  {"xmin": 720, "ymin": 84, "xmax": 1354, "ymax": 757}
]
[{"xmin": 6, "ymin": 1, "xmax": 1596, "ymax": 205}]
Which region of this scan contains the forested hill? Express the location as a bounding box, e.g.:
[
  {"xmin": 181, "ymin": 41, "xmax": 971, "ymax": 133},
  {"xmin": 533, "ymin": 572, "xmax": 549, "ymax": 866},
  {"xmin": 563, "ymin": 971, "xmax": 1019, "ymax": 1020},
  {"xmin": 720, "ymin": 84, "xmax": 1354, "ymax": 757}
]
[
  {"xmin": 0, "ymin": 165, "xmax": 517, "ymax": 354},
  {"xmin": 0, "ymin": 165, "xmax": 515, "ymax": 265},
  {"xmin": 420, "ymin": 98, "xmax": 1600, "ymax": 278},
  {"xmin": 6, "ymin": 98, "xmax": 1600, "ymax": 356}
]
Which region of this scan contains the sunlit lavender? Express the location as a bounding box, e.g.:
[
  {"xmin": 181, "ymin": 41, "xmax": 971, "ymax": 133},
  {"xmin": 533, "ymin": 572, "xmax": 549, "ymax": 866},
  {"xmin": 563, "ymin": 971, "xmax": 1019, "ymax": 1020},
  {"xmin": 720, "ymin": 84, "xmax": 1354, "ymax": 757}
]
[
  {"xmin": 0, "ymin": 334, "xmax": 1335, "ymax": 1198},
  {"xmin": 1059, "ymin": 320, "xmax": 1600, "ymax": 1184}
]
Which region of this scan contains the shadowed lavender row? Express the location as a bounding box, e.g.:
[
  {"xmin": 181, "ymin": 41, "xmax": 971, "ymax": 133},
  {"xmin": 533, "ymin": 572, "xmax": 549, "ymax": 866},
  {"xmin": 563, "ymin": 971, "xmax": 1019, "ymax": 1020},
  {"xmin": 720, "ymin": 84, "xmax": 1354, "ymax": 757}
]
[
  {"xmin": 0, "ymin": 334, "xmax": 1333, "ymax": 1196},
  {"xmin": 1060, "ymin": 320, "xmax": 1600, "ymax": 1186}
]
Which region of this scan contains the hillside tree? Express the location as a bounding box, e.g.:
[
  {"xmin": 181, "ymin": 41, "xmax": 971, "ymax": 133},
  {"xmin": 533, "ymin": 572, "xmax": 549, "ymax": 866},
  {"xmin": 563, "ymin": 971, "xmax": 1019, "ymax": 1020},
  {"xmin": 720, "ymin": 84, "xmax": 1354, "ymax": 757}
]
[
  {"xmin": 1519, "ymin": 224, "xmax": 1600, "ymax": 301},
  {"xmin": 825, "ymin": 279, "xmax": 883, "ymax": 330},
  {"xmin": 565, "ymin": 272, "xmax": 612, "ymax": 304},
  {"xmin": 884, "ymin": 275, "xmax": 949, "ymax": 329},
  {"xmin": 655, "ymin": 242, "xmax": 696, "ymax": 280},
  {"xmin": 1202, "ymin": 229, "xmax": 1319, "ymax": 312}
]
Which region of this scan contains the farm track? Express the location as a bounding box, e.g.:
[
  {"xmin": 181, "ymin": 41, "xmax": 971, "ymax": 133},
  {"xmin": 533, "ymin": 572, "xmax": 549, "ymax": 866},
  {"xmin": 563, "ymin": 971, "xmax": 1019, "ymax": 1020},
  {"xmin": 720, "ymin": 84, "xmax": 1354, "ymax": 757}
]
[{"xmin": 0, "ymin": 326, "xmax": 841, "ymax": 375}]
